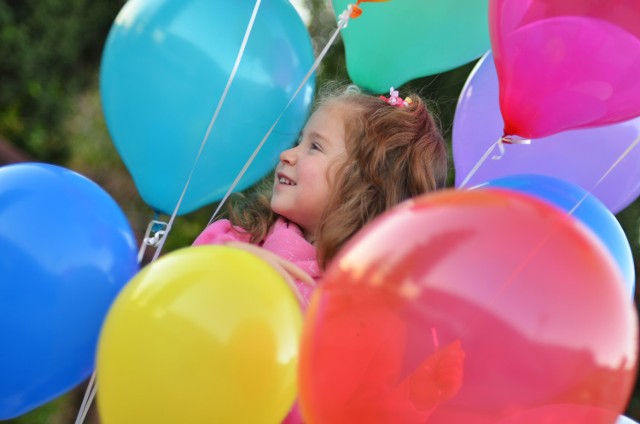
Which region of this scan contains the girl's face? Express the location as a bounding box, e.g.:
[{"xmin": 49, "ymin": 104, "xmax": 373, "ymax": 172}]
[{"xmin": 271, "ymin": 102, "xmax": 348, "ymax": 241}]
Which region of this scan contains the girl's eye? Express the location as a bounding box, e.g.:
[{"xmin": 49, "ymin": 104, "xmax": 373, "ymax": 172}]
[{"xmin": 311, "ymin": 142, "xmax": 321, "ymax": 151}]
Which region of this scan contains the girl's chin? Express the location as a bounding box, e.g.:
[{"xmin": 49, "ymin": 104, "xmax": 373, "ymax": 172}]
[{"xmin": 270, "ymin": 202, "xmax": 287, "ymax": 218}]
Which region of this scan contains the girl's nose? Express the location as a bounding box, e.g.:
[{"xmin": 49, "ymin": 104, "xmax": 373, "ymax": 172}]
[{"xmin": 279, "ymin": 146, "xmax": 297, "ymax": 164}]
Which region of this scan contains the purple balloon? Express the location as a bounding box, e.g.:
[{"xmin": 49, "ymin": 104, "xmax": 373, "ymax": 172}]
[{"xmin": 453, "ymin": 51, "xmax": 640, "ymax": 213}]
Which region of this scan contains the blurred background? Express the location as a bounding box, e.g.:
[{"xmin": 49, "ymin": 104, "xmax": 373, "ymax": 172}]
[{"xmin": 0, "ymin": 0, "xmax": 638, "ymax": 422}]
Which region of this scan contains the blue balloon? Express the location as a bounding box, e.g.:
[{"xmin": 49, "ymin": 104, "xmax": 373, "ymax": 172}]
[
  {"xmin": 100, "ymin": 0, "xmax": 315, "ymax": 215},
  {"xmin": 473, "ymin": 174, "xmax": 635, "ymax": 297},
  {"xmin": 617, "ymin": 416, "xmax": 640, "ymax": 424},
  {"xmin": 0, "ymin": 163, "xmax": 139, "ymax": 419}
]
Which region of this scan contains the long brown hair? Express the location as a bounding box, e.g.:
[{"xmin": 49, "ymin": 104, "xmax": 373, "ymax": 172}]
[{"xmin": 227, "ymin": 83, "xmax": 448, "ymax": 269}]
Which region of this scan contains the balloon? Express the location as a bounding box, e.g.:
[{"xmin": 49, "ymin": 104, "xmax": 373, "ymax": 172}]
[
  {"xmin": 489, "ymin": 0, "xmax": 640, "ymax": 139},
  {"xmin": 299, "ymin": 189, "xmax": 638, "ymax": 424},
  {"xmin": 101, "ymin": 0, "xmax": 315, "ymax": 215},
  {"xmin": 97, "ymin": 245, "xmax": 302, "ymax": 424},
  {"xmin": 0, "ymin": 163, "xmax": 138, "ymax": 419},
  {"xmin": 492, "ymin": 404, "xmax": 621, "ymax": 424},
  {"xmin": 453, "ymin": 51, "xmax": 640, "ymax": 213},
  {"xmin": 473, "ymin": 174, "xmax": 635, "ymax": 297},
  {"xmin": 331, "ymin": 0, "xmax": 489, "ymax": 93}
]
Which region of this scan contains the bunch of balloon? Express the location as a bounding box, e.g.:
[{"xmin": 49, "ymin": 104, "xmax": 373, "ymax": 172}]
[
  {"xmin": 298, "ymin": 189, "xmax": 638, "ymax": 424},
  {"xmin": 453, "ymin": 51, "xmax": 640, "ymax": 213},
  {"xmin": 100, "ymin": 0, "xmax": 315, "ymax": 215},
  {"xmin": 0, "ymin": 163, "xmax": 139, "ymax": 419},
  {"xmin": 489, "ymin": 0, "xmax": 640, "ymax": 140},
  {"xmin": 97, "ymin": 246, "xmax": 303, "ymax": 424},
  {"xmin": 331, "ymin": 0, "xmax": 490, "ymax": 93}
]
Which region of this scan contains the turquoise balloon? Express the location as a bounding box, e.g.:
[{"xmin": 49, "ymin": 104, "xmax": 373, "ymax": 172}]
[
  {"xmin": 101, "ymin": 0, "xmax": 315, "ymax": 215},
  {"xmin": 332, "ymin": 0, "xmax": 490, "ymax": 93}
]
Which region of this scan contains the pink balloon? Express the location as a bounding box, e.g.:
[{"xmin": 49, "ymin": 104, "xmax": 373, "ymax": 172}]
[
  {"xmin": 493, "ymin": 404, "xmax": 619, "ymax": 424},
  {"xmin": 490, "ymin": 0, "xmax": 640, "ymax": 139},
  {"xmin": 452, "ymin": 51, "xmax": 640, "ymax": 213}
]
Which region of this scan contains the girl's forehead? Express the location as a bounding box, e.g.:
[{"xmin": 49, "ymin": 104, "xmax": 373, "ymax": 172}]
[
  {"xmin": 305, "ymin": 102, "xmax": 349, "ymax": 148},
  {"xmin": 307, "ymin": 102, "xmax": 351, "ymax": 131},
  {"xmin": 312, "ymin": 101, "xmax": 351, "ymax": 122}
]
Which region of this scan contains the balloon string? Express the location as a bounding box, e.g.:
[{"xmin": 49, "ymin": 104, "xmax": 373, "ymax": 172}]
[
  {"xmin": 568, "ymin": 131, "xmax": 640, "ymax": 215},
  {"xmin": 207, "ymin": 8, "xmax": 351, "ymax": 225},
  {"xmin": 458, "ymin": 135, "xmax": 532, "ymax": 189},
  {"xmin": 76, "ymin": 10, "xmax": 344, "ymax": 417},
  {"xmin": 73, "ymin": 212, "xmax": 166, "ymax": 423},
  {"xmin": 150, "ymin": 0, "xmax": 262, "ymax": 261},
  {"xmin": 73, "ymin": 371, "xmax": 96, "ymax": 424},
  {"xmin": 493, "ymin": 131, "xmax": 640, "ymax": 297},
  {"xmin": 73, "ymin": 3, "xmax": 264, "ymax": 419},
  {"xmin": 137, "ymin": 219, "xmax": 168, "ymax": 263},
  {"xmin": 74, "ymin": 378, "xmax": 97, "ymax": 424},
  {"xmin": 494, "ymin": 228, "xmax": 556, "ymax": 298},
  {"xmin": 457, "ymin": 139, "xmax": 501, "ymax": 189},
  {"xmin": 431, "ymin": 327, "xmax": 440, "ymax": 350}
]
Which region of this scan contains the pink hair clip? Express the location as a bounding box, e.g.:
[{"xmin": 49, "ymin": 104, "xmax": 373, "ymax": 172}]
[{"xmin": 379, "ymin": 87, "xmax": 412, "ymax": 108}]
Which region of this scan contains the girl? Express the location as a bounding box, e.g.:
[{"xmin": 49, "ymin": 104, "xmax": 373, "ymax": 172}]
[
  {"xmin": 193, "ymin": 84, "xmax": 448, "ymax": 306},
  {"xmin": 193, "ymin": 84, "xmax": 454, "ymax": 423}
]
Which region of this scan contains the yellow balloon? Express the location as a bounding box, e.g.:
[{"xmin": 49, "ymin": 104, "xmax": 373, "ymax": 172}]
[{"xmin": 97, "ymin": 245, "xmax": 303, "ymax": 424}]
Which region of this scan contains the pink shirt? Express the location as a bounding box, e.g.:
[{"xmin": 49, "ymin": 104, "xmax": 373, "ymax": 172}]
[{"xmin": 193, "ymin": 217, "xmax": 321, "ymax": 308}]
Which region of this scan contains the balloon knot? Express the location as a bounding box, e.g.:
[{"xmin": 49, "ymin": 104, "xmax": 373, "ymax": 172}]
[
  {"xmin": 138, "ymin": 219, "xmax": 170, "ymax": 263},
  {"xmin": 501, "ymin": 135, "xmax": 532, "ymax": 145},
  {"xmin": 349, "ymin": 4, "xmax": 363, "ymax": 19},
  {"xmin": 341, "ymin": 0, "xmax": 390, "ymax": 25},
  {"xmin": 492, "ymin": 136, "xmax": 530, "ymax": 160}
]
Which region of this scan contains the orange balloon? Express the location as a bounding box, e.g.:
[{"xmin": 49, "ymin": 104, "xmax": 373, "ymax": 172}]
[{"xmin": 299, "ymin": 189, "xmax": 637, "ymax": 424}]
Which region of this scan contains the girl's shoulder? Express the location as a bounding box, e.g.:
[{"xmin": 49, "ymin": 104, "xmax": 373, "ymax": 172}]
[{"xmin": 192, "ymin": 219, "xmax": 251, "ymax": 246}]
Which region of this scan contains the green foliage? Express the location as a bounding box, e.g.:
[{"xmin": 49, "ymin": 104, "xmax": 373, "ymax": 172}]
[
  {"xmin": 4, "ymin": 395, "xmax": 68, "ymax": 424},
  {"xmin": 0, "ymin": 0, "xmax": 124, "ymax": 162}
]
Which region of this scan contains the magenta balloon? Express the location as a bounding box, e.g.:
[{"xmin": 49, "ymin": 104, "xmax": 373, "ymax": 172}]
[
  {"xmin": 490, "ymin": 0, "xmax": 640, "ymax": 139},
  {"xmin": 453, "ymin": 51, "xmax": 640, "ymax": 213}
]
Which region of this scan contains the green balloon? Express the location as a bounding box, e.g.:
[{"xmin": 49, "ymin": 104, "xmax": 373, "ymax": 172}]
[{"xmin": 333, "ymin": 0, "xmax": 490, "ymax": 93}]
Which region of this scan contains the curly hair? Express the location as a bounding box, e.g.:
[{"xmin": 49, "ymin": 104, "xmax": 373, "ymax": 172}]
[{"xmin": 227, "ymin": 83, "xmax": 448, "ymax": 269}]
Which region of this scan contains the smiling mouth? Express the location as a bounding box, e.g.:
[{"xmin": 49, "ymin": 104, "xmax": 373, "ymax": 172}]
[{"xmin": 278, "ymin": 175, "xmax": 296, "ymax": 186}]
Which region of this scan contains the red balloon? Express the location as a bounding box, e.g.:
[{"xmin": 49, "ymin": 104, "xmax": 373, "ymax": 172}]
[
  {"xmin": 299, "ymin": 189, "xmax": 637, "ymax": 424},
  {"xmin": 489, "ymin": 0, "xmax": 640, "ymax": 139}
]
